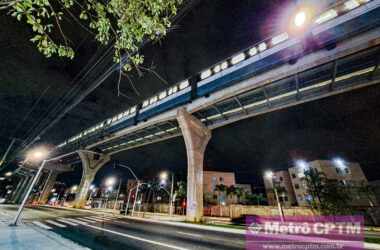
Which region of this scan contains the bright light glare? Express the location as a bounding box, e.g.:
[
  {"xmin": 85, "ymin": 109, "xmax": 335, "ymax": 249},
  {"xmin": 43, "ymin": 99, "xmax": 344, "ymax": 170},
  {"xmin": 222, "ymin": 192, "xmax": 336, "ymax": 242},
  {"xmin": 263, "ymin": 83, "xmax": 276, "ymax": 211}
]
[
  {"xmin": 71, "ymin": 185, "xmax": 78, "ymax": 192},
  {"xmin": 26, "ymin": 147, "xmax": 49, "ymax": 163},
  {"xmin": 333, "ymin": 158, "xmax": 346, "ymax": 169},
  {"xmin": 160, "ymin": 172, "xmax": 168, "ymax": 181},
  {"xmin": 0, "ymin": 177, "xmax": 5, "ymax": 181},
  {"xmin": 264, "ymin": 171, "xmax": 274, "ymax": 179},
  {"xmin": 90, "ymin": 184, "xmax": 96, "ymax": 190},
  {"xmin": 294, "ymin": 11, "xmax": 306, "ymax": 27},
  {"xmin": 296, "ymin": 160, "xmax": 309, "ymax": 171},
  {"xmin": 4, "ymin": 172, "xmax": 12, "ymax": 177},
  {"xmin": 105, "ymin": 177, "xmax": 116, "ymax": 187}
]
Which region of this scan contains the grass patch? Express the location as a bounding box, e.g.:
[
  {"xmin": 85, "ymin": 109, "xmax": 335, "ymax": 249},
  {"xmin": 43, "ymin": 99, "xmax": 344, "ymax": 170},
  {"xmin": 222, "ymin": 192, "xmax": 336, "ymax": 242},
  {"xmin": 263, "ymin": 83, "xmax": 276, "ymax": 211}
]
[{"xmin": 365, "ymin": 237, "xmax": 380, "ymax": 244}]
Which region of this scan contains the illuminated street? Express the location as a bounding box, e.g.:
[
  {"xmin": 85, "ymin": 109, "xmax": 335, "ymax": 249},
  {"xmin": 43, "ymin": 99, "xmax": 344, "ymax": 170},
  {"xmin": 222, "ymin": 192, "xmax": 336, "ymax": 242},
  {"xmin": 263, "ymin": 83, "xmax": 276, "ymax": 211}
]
[{"xmin": 1, "ymin": 0, "xmax": 380, "ymax": 249}]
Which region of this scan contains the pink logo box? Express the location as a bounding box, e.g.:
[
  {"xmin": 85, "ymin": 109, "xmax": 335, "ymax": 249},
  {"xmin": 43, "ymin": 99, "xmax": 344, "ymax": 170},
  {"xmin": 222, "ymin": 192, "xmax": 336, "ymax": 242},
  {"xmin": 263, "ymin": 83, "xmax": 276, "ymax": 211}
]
[{"xmin": 246, "ymin": 215, "xmax": 364, "ymax": 250}]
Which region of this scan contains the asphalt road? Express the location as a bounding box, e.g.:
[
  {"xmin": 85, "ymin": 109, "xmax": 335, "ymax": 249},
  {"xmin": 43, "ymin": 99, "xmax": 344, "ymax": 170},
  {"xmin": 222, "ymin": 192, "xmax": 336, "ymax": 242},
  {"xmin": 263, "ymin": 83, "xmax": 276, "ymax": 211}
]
[{"xmin": 23, "ymin": 207, "xmax": 245, "ymax": 250}]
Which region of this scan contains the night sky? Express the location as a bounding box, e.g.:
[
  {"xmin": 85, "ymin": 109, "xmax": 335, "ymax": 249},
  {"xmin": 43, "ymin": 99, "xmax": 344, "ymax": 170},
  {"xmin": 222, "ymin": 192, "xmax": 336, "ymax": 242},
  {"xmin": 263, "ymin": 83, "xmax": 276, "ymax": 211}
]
[{"xmin": 1, "ymin": 0, "xmax": 380, "ymax": 188}]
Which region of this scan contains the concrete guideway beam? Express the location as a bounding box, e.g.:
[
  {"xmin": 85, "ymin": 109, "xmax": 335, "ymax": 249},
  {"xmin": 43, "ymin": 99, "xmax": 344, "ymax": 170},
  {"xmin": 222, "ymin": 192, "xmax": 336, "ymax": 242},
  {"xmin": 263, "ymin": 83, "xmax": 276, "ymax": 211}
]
[
  {"xmin": 73, "ymin": 150, "xmax": 110, "ymax": 208},
  {"xmin": 177, "ymin": 108, "xmax": 211, "ymax": 222}
]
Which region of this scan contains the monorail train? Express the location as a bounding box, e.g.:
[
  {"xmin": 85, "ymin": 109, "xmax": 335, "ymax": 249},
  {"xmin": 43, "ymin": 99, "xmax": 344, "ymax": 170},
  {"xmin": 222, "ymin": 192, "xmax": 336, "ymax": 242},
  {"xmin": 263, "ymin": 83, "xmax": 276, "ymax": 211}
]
[{"xmin": 58, "ymin": 0, "xmax": 380, "ymax": 149}]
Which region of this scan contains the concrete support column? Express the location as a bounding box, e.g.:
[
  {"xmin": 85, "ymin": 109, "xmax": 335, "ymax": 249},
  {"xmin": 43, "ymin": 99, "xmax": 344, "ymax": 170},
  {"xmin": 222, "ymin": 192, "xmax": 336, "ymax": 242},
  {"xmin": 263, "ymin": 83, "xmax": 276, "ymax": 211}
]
[
  {"xmin": 17, "ymin": 176, "xmax": 33, "ymax": 204},
  {"xmin": 73, "ymin": 151, "xmax": 110, "ymax": 208},
  {"xmin": 39, "ymin": 171, "xmax": 59, "ymax": 204},
  {"xmin": 177, "ymin": 108, "xmax": 211, "ymax": 222}
]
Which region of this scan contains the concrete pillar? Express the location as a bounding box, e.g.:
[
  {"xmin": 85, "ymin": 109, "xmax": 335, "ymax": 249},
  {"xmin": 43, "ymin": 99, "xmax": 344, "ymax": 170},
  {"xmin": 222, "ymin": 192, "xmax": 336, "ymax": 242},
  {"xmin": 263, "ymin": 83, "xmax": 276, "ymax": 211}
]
[
  {"xmin": 177, "ymin": 108, "xmax": 211, "ymax": 222},
  {"xmin": 73, "ymin": 151, "xmax": 110, "ymax": 208},
  {"xmin": 39, "ymin": 171, "xmax": 59, "ymax": 204},
  {"xmin": 17, "ymin": 176, "xmax": 33, "ymax": 204}
]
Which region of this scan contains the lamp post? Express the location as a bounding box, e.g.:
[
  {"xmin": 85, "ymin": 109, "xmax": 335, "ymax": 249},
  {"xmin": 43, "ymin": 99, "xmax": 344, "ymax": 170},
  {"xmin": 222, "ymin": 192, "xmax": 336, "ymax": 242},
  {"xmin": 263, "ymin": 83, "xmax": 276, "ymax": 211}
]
[
  {"xmin": 159, "ymin": 171, "xmax": 174, "ymax": 216},
  {"xmin": 265, "ymin": 171, "xmax": 284, "ymax": 222},
  {"xmin": 11, "ymin": 149, "xmax": 75, "ymax": 226}
]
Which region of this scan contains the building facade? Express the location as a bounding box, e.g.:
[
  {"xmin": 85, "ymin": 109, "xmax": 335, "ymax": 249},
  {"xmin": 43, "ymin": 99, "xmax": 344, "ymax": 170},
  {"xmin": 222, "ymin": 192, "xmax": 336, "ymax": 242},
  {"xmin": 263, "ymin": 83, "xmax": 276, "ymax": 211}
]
[
  {"xmin": 263, "ymin": 170, "xmax": 297, "ymax": 207},
  {"xmin": 264, "ymin": 160, "xmax": 373, "ymax": 208}
]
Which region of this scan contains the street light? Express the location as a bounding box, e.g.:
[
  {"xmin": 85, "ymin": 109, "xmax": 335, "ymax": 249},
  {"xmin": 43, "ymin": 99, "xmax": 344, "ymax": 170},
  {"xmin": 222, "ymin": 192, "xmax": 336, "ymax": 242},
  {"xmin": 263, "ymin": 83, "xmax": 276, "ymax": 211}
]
[
  {"xmin": 105, "ymin": 177, "xmax": 116, "ymax": 187},
  {"xmin": 159, "ymin": 171, "xmax": 174, "ymax": 216},
  {"xmin": 4, "ymin": 172, "xmax": 12, "ymax": 177},
  {"xmin": 294, "ymin": 11, "xmax": 307, "ymax": 27},
  {"xmin": 333, "ymin": 157, "xmax": 346, "ymax": 169},
  {"xmin": 264, "ymin": 170, "xmax": 284, "ymax": 222},
  {"xmin": 11, "ymin": 150, "xmax": 76, "ymax": 226},
  {"xmin": 296, "ymin": 160, "xmax": 309, "ymax": 172},
  {"xmin": 25, "ymin": 147, "xmax": 49, "ymax": 164},
  {"xmin": 71, "ymin": 185, "xmax": 78, "ymax": 193}
]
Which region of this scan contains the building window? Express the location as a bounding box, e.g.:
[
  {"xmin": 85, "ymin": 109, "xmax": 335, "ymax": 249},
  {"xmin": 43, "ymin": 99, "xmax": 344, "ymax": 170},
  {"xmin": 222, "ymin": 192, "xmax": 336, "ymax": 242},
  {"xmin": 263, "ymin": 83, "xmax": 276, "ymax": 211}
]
[
  {"xmin": 219, "ymin": 177, "xmax": 224, "ymax": 184},
  {"xmin": 211, "ymin": 177, "xmax": 217, "ymax": 191},
  {"xmin": 292, "ymin": 173, "xmax": 296, "ymax": 179},
  {"xmin": 344, "ymin": 168, "xmax": 349, "ymax": 174},
  {"xmin": 335, "ymin": 167, "xmax": 341, "ymax": 174},
  {"xmin": 295, "ymin": 184, "xmax": 300, "ymax": 189},
  {"xmin": 279, "ymin": 177, "xmax": 283, "ymax": 182}
]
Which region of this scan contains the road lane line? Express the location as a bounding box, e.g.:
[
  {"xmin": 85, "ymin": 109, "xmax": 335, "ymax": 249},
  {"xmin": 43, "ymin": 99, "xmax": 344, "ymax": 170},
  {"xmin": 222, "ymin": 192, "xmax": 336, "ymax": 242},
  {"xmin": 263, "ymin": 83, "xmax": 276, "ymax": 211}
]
[
  {"xmin": 45, "ymin": 220, "xmax": 67, "ymax": 228},
  {"xmin": 91, "ymin": 216, "xmax": 113, "ymax": 220},
  {"xmin": 177, "ymin": 231, "xmax": 203, "ymax": 238},
  {"xmin": 76, "ymin": 218, "xmax": 95, "ymax": 223},
  {"xmin": 66, "ymin": 218, "xmax": 88, "ymax": 225},
  {"xmin": 79, "ymin": 223, "xmax": 189, "ymax": 250},
  {"xmin": 32, "ymin": 221, "xmax": 52, "ymax": 230},
  {"xmin": 57, "ymin": 218, "xmax": 78, "ymax": 226},
  {"xmin": 84, "ymin": 217, "xmax": 104, "ymax": 222}
]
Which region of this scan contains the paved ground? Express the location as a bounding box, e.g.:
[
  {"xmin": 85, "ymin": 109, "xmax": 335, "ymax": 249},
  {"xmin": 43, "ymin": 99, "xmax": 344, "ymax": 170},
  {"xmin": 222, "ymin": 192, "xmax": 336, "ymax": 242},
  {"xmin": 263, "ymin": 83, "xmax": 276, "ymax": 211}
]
[
  {"xmin": 1, "ymin": 205, "xmax": 380, "ymax": 250},
  {"xmin": 0, "ymin": 205, "xmax": 244, "ymax": 250}
]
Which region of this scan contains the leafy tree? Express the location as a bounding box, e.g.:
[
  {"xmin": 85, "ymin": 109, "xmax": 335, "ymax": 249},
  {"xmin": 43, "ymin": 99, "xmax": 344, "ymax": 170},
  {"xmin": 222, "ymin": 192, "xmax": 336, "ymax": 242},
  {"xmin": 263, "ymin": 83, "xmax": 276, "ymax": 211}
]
[
  {"xmin": 304, "ymin": 168, "xmax": 352, "ymax": 215},
  {"xmin": 1, "ymin": 0, "xmax": 182, "ymax": 71},
  {"xmin": 357, "ymin": 180, "xmax": 376, "ymax": 207}
]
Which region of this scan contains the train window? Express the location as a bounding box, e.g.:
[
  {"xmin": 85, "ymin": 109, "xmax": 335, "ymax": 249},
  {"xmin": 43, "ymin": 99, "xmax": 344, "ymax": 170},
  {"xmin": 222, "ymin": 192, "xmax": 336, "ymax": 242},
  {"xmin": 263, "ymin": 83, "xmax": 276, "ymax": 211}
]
[
  {"xmin": 123, "ymin": 110, "xmax": 129, "ymax": 116},
  {"xmin": 271, "ymin": 33, "xmax": 288, "ymax": 46},
  {"xmin": 213, "ymin": 65, "xmax": 221, "ymax": 73},
  {"xmin": 200, "ymin": 69, "xmax": 212, "ymax": 80},
  {"xmin": 150, "ymin": 96, "xmax": 158, "ymax": 104},
  {"xmin": 344, "ymin": 0, "xmax": 360, "ymax": 11},
  {"xmin": 179, "ymin": 80, "xmax": 189, "ymax": 90},
  {"xmin": 231, "ymin": 53, "xmax": 246, "ymax": 65},
  {"xmin": 221, "ymin": 61, "xmax": 228, "ymax": 70},
  {"xmin": 118, "ymin": 113, "xmax": 123, "ymax": 120},
  {"xmin": 249, "ymin": 47, "xmax": 257, "ymax": 56},
  {"xmin": 258, "ymin": 42, "xmax": 267, "ymax": 52},
  {"xmin": 142, "ymin": 100, "xmax": 149, "ymax": 108},
  {"xmin": 315, "ymin": 9, "xmax": 337, "ymax": 24},
  {"xmin": 130, "ymin": 106, "xmax": 136, "ymax": 113},
  {"xmin": 168, "ymin": 86, "xmax": 178, "ymax": 95},
  {"xmin": 107, "ymin": 118, "xmax": 112, "ymax": 125},
  {"xmin": 159, "ymin": 91, "xmax": 167, "ymax": 99}
]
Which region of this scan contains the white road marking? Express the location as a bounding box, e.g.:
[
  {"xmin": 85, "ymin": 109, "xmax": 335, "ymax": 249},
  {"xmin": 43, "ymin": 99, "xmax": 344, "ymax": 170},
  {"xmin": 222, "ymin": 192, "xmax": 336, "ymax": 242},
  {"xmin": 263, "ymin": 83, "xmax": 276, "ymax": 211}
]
[
  {"xmin": 45, "ymin": 220, "xmax": 67, "ymax": 228},
  {"xmin": 79, "ymin": 223, "xmax": 189, "ymax": 250},
  {"xmin": 84, "ymin": 217, "xmax": 104, "ymax": 222},
  {"xmin": 57, "ymin": 218, "xmax": 78, "ymax": 226},
  {"xmin": 32, "ymin": 221, "xmax": 52, "ymax": 230},
  {"xmin": 66, "ymin": 218, "xmax": 88, "ymax": 225},
  {"xmin": 91, "ymin": 215, "xmax": 114, "ymax": 220},
  {"xmin": 76, "ymin": 218, "xmax": 95, "ymax": 223},
  {"xmin": 177, "ymin": 231, "xmax": 203, "ymax": 238}
]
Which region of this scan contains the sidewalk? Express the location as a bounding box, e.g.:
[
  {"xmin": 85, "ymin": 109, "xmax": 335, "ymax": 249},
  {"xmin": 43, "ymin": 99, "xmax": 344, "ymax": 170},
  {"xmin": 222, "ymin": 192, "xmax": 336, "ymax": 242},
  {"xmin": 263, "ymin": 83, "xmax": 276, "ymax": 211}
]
[{"xmin": 0, "ymin": 205, "xmax": 89, "ymax": 250}]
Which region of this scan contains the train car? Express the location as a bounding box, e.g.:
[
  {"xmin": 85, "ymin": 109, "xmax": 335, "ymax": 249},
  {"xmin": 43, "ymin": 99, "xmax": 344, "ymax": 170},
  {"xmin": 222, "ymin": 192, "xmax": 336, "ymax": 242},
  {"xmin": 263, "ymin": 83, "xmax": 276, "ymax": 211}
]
[
  {"xmin": 137, "ymin": 80, "xmax": 192, "ymax": 122},
  {"xmin": 196, "ymin": 0, "xmax": 380, "ymax": 97}
]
